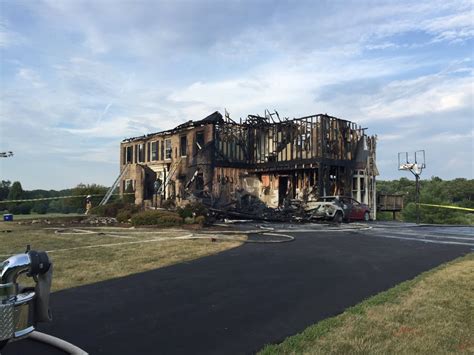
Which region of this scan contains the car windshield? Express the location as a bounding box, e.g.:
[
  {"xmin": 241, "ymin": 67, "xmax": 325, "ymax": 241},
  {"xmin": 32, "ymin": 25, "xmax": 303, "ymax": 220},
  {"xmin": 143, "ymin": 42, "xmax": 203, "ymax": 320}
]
[{"xmin": 317, "ymin": 197, "xmax": 337, "ymax": 202}]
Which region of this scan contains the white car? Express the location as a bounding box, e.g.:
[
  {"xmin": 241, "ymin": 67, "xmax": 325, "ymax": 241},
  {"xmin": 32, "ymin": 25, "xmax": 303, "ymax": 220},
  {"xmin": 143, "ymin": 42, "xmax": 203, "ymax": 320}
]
[{"xmin": 307, "ymin": 196, "xmax": 371, "ymax": 223}]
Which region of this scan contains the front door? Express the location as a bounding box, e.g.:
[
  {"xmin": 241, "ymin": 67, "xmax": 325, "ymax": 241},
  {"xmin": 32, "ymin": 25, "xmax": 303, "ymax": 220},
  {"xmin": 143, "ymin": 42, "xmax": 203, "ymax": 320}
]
[{"xmin": 278, "ymin": 176, "xmax": 288, "ymax": 206}]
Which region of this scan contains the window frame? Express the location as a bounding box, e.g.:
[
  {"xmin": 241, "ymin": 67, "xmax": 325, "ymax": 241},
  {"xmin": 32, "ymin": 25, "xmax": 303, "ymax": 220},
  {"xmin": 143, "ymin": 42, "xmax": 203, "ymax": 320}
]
[
  {"xmin": 151, "ymin": 141, "xmax": 159, "ymax": 161},
  {"xmin": 165, "ymin": 139, "xmax": 172, "ymax": 160},
  {"xmin": 180, "ymin": 135, "xmax": 187, "ymax": 157}
]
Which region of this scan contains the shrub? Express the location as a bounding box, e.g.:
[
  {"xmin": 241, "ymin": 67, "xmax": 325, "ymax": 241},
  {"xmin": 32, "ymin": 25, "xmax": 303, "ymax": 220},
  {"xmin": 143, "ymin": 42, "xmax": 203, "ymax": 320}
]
[
  {"xmin": 32, "ymin": 201, "xmax": 49, "ymax": 214},
  {"xmin": 117, "ymin": 210, "xmax": 132, "ymax": 223},
  {"xmin": 131, "ymin": 210, "xmax": 183, "ymax": 226},
  {"xmin": 162, "ymin": 199, "xmax": 176, "ymax": 210},
  {"xmin": 184, "ymin": 217, "xmax": 195, "ymax": 224},
  {"xmin": 90, "ymin": 202, "xmax": 139, "ymax": 218},
  {"xmin": 195, "ymin": 215, "xmax": 206, "ymax": 226},
  {"xmin": 177, "ymin": 201, "xmax": 208, "ymax": 219},
  {"xmin": 8, "ymin": 203, "xmax": 32, "ymax": 215}
]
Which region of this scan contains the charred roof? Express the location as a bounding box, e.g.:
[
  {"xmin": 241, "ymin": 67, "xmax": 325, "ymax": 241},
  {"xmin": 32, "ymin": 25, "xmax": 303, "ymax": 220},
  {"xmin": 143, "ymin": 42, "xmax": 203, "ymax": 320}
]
[{"xmin": 122, "ymin": 111, "xmax": 223, "ymax": 143}]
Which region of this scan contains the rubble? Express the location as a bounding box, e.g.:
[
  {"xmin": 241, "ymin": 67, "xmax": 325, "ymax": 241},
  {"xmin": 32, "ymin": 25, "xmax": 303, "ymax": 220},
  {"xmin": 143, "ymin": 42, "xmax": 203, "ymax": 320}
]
[{"xmin": 80, "ymin": 217, "xmax": 118, "ymax": 225}]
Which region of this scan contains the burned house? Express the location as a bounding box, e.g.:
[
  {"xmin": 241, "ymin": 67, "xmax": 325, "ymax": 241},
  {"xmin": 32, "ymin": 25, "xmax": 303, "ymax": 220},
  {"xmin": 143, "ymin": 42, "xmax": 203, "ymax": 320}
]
[{"xmin": 119, "ymin": 111, "xmax": 378, "ymax": 218}]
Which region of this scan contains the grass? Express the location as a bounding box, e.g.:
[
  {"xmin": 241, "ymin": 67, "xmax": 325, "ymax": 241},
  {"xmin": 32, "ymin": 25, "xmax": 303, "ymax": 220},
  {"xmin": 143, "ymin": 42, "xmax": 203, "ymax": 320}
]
[
  {"xmin": 0, "ymin": 221, "xmax": 244, "ymax": 291},
  {"xmin": 260, "ymin": 253, "xmax": 474, "ymax": 354}
]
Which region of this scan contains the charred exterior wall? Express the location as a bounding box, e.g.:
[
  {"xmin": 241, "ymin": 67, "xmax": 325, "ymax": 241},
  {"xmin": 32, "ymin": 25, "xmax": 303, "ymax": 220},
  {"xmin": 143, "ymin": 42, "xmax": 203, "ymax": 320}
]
[{"xmin": 119, "ymin": 111, "xmax": 378, "ymax": 218}]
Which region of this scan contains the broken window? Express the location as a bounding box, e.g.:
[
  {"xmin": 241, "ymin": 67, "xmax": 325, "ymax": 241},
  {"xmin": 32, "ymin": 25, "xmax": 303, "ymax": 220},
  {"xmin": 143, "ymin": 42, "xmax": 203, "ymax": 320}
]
[
  {"xmin": 165, "ymin": 139, "xmax": 172, "ymax": 159},
  {"xmin": 124, "ymin": 146, "xmax": 133, "ymax": 164},
  {"xmin": 124, "ymin": 179, "xmax": 134, "ymax": 191},
  {"xmin": 180, "ymin": 135, "xmax": 187, "ymax": 157},
  {"xmin": 151, "ymin": 141, "xmax": 158, "ymax": 161},
  {"xmin": 125, "ymin": 146, "xmax": 133, "ymax": 163},
  {"xmin": 195, "ymin": 173, "xmax": 204, "ymax": 191},
  {"xmin": 196, "ymin": 131, "xmax": 205, "ymax": 150}
]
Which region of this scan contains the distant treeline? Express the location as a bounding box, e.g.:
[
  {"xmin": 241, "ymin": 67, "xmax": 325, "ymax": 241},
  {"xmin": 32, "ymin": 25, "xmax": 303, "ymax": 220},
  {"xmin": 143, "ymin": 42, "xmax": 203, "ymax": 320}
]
[
  {"xmin": 377, "ymin": 177, "xmax": 473, "ymax": 225},
  {"xmin": 0, "ymin": 181, "xmax": 110, "ymax": 215},
  {"xmin": 1, "ymin": 178, "xmax": 473, "ymax": 224}
]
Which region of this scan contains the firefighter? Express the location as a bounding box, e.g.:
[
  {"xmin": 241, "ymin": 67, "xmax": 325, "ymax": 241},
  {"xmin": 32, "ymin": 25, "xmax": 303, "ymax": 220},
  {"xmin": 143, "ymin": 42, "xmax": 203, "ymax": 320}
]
[{"xmin": 85, "ymin": 195, "xmax": 92, "ymax": 215}]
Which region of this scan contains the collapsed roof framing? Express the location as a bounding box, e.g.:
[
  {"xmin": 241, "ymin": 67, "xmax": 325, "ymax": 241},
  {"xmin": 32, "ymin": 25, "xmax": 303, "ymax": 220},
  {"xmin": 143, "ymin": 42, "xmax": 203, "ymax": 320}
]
[{"xmin": 119, "ymin": 110, "xmax": 378, "ymax": 218}]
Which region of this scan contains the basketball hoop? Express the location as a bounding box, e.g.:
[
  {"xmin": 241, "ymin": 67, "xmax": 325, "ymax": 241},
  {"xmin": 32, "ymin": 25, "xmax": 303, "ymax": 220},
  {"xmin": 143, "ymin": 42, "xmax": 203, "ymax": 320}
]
[
  {"xmin": 398, "ymin": 150, "xmax": 426, "ymax": 224},
  {"xmin": 398, "ymin": 151, "xmax": 425, "ymax": 175}
]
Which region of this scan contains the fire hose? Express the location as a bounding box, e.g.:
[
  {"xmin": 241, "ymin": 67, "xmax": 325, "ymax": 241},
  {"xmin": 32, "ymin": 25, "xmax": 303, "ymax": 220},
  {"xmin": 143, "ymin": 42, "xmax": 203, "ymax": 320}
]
[{"xmin": 0, "ymin": 248, "xmax": 88, "ymax": 354}]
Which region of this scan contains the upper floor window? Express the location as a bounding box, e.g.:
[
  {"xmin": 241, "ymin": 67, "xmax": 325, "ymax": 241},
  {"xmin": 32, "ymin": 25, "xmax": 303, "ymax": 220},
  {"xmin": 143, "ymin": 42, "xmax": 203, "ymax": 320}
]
[
  {"xmin": 165, "ymin": 139, "xmax": 172, "ymax": 159},
  {"xmin": 180, "ymin": 136, "xmax": 187, "ymax": 157},
  {"xmin": 151, "ymin": 141, "xmax": 159, "ymax": 161},
  {"xmin": 124, "ymin": 146, "xmax": 133, "ymax": 164},
  {"xmin": 137, "ymin": 143, "xmax": 145, "ymax": 163},
  {"xmin": 196, "ymin": 131, "xmax": 205, "ymax": 149}
]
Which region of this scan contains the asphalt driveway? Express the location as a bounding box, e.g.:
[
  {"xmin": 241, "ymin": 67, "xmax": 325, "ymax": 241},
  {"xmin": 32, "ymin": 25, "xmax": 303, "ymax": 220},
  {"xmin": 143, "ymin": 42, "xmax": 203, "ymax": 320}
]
[{"xmin": 5, "ymin": 223, "xmax": 472, "ymax": 355}]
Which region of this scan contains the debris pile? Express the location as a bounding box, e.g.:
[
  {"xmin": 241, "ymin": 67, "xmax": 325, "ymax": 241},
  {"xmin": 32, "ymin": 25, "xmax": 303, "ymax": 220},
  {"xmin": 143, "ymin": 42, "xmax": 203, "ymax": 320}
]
[{"xmin": 80, "ymin": 216, "xmax": 118, "ymax": 225}]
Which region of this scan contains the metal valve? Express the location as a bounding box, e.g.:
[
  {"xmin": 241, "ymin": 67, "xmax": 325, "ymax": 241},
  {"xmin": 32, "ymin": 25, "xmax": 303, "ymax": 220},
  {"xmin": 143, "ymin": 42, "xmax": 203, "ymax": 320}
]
[{"xmin": 0, "ymin": 248, "xmax": 53, "ymax": 350}]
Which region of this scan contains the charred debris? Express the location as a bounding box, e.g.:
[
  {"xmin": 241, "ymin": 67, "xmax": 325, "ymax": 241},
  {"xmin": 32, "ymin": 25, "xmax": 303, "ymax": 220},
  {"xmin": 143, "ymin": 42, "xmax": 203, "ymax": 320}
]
[{"xmin": 119, "ymin": 110, "xmax": 378, "ymax": 221}]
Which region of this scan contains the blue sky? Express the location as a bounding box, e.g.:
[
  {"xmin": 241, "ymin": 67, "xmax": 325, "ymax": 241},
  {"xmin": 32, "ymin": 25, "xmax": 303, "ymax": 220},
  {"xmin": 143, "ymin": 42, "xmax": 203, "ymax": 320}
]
[{"xmin": 0, "ymin": 0, "xmax": 473, "ymax": 189}]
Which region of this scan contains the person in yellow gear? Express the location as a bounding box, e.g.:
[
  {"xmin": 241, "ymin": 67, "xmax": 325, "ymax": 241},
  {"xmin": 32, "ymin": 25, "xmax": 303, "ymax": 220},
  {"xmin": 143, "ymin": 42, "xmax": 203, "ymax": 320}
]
[{"xmin": 85, "ymin": 195, "xmax": 92, "ymax": 215}]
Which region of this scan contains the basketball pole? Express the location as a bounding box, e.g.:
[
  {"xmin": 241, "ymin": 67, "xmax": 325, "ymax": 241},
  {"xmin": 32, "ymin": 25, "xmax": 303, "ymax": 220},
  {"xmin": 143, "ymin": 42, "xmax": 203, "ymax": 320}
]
[
  {"xmin": 398, "ymin": 150, "xmax": 425, "ymax": 225},
  {"xmin": 415, "ymin": 174, "xmax": 420, "ymax": 224}
]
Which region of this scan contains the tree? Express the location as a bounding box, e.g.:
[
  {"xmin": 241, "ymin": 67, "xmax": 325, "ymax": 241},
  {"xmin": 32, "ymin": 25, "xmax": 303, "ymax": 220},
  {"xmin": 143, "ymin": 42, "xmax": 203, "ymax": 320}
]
[
  {"xmin": 7, "ymin": 181, "xmax": 23, "ymax": 200},
  {"xmin": 64, "ymin": 183, "xmax": 108, "ymax": 213},
  {"xmin": 378, "ymin": 177, "xmax": 473, "ymax": 225},
  {"xmin": 0, "ymin": 180, "xmax": 11, "ymax": 200}
]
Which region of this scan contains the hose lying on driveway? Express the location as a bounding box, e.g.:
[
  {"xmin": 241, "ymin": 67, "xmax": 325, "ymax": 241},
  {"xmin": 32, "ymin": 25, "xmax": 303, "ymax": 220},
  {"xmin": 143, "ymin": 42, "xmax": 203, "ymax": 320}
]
[{"xmin": 28, "ymin": 331, "xmax": 88, "ymax": 355}]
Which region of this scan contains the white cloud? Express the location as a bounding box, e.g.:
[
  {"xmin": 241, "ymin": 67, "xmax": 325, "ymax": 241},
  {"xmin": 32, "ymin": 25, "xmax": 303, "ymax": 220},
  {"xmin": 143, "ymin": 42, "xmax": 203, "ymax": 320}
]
[
  {"xmin": 361, "ymin": 73, "xmax": 473, "ymax": 121},
  {"xmin": 1, "ymin": 0, "xmax": 473, "ymax": 187},
  {"xmin": 0, "ymin": 20, "xmax": 26, "ymax": 47},
  {"xmin": 377, "ymin": 134, "xmax": 403, "ymax": 141},
  {"xmin": 17, "ymin": 68, "xmax": 43, "ymax": 88},
  {"xmin": 422, "ymin": 130, "xmax": 474, "ymax": 143}
]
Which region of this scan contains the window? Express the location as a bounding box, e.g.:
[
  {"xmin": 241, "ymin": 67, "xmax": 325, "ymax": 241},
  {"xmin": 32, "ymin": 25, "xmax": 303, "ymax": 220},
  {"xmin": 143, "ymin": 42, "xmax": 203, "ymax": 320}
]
[
  {"xmin": 151, "ymin": 141, "xmax": 159, "ymax": 161},
  {"xmin": 124, "ymin": 179, "xmax": 134, "ymax": 191},
  {"xmin": 165, "ymin": 139, "xmax": 172, "ymax": 159},
  {"xmin": 137, "ymin": 143, "xmax": 145, "ymax": 163},
  {"xmin": 146, "ymin": 142, "xmax": 151, "ymax": 162},
  {"xmin": 196, "ymin": 131, "xmax": 205, "ymax": 149},
  {"xmin": 125, "ymin": 146, "xmax": 133, "ymax": 164},
  {"xmin": 161, "ymin": 140, "xmax": 164, "ymax": 160},
  {"xmin": 195, "ymin": 174, "xmax": 204, "ymax": 191},
  {"xmin": 180, "ymin": 136, "xmax": 187, "ymax": 157}
]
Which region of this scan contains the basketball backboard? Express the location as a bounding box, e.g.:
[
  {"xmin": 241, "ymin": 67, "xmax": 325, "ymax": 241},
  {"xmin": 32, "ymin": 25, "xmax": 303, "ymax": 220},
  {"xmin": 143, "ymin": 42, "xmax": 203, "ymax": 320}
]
[{"xmin": 398, "ymin": 150, "xmax": 426, "ymax": 175}]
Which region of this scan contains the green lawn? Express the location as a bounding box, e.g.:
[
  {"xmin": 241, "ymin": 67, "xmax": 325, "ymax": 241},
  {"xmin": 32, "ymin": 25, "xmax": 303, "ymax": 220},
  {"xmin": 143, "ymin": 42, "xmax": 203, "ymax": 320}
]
[
  {"xmin": 260, "ymin": 253, "xmax": 474, "ymax": 354},
  {"xmin": 0, "ymin": 222, "xmax": 244, "ymax": 291}
]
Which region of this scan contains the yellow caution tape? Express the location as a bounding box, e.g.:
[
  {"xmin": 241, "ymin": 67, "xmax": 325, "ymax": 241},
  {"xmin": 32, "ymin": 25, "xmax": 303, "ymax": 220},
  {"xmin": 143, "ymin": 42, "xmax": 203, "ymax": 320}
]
[
  {"xmin": 418, "ymin": 203, "xmax": 474, "ymax": 212},
  {"xmin": 0, "ymin": 193, "xmax": 134, "ymax": 204}
]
